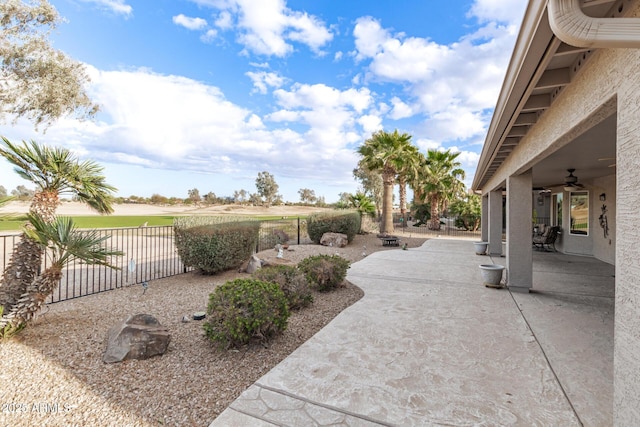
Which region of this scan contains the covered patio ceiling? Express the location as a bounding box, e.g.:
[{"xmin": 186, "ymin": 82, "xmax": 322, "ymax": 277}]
[{"xmin": 473, "ymin": 0, "xmax": 621, "ymax": 191}]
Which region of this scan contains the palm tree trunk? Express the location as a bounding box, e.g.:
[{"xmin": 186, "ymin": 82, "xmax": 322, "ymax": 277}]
[
  {"xmin": 0, "ymin": 189, "xmax": 58, "ymax": 313},
  {"xmin": 430, "ymin": 195, "xmax": 441, "ymax": 230},
  {"xmin": 398, "ymin": 177, "xmax": 407, "ymax": 220},
  {"xmin": 0, "ymin": 267, "xmax": 63, "ymax": 332},
  {"xmin": 0, "ymin": 236, "xmax": 42, "ymax": 312},
  {"xmin": 381, "ymin": 170, "xmax": 395, "ymax": 234}
]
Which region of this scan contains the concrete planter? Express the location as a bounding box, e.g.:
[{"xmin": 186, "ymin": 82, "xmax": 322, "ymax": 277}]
[
  {"xmin": 474, "ymin": 241, "xmax": 489, "ymax": 255},
  {"xmin": 479, "ymin": 264, "xmax": 505, "ymax": 288}
]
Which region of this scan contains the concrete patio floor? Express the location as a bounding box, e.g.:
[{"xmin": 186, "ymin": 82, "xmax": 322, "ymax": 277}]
[{"xmin": 210, "ymin": 239, "xmax": 614, "ymax": 426}]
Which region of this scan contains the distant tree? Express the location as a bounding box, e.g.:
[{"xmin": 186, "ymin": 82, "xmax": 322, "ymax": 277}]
[
  {"xmin": 248, "ymin": 192, "xmax": 261, "ymax": 205},
  {"xmin": 0, "ymin": 185, "xmax": 7, "ymax": 197},
  {"xmin": 413, "ymin": 149, "xmax": 465, "ymax": 230},
  {"xmin": 11, "ymin": 185, "xmax": 34, "ymax": 200},
  {"xmin": 187, "ymin": 188, "xmax": 201, "ymax": 204},
  {"xmin": 233, "ymin": 189, "xmax": 247, "ymax": 204},
  {"xmin": 298, "ymin": 188, "xmax": 316, "ymax": 204},
  {"xmin": 449, "ymin": 194, "xmax": 482, "ymax": 231},
  {"xmin": 150, "ymin": 193, "xmax": 168, "ymax": 204},
  {"xmin": 255, "ymin": 171, "xmax": 279, "ymax": 207},
  {"xmin": 357, "ymin": 129, "xmax": 416, "ymax": 233},
  {"xmin": 335, "ymin": 192, "xmax": 351, "ymax": 209},
  {"xmin": 316, "ymin": 195, "xmax": 326, "ymax": 207},
  {"xmin": 350, "ymin": 192, "xmax": 376, "ymax": 219},
  {"xmin": 353, "ymin": 160, "xmax": 383, "ymax": 219},
  {"xmin": 203, "ymin": 191, "xmax": 216, "ymax": 205},
  {"xmin": 0, "ymin": 0, "xmax": 98, "ymax": 128}
]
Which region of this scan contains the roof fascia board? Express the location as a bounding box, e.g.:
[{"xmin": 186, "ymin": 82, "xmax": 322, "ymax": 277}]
[{"xmin": 472, "ymin": 2, "xmax": 549, "ymax": 190}]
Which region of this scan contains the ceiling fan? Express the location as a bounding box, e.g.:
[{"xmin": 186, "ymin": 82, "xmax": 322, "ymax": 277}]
[{"xmin": 562, "ymin": 168, "xmax": 584, "ymax": 190}]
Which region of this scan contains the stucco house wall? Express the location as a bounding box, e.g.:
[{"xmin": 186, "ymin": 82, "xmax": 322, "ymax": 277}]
[{"xmin": 479, "ymin": 3, "xmax": 640, "ymax": 423}]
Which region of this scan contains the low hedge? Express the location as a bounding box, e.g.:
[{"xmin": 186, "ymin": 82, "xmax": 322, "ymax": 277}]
[
  {"xmin": 298, "ymin": 254, "xmax": 350, "ymax": 292},
  {"xmin": 174, "ymin": 220, "xmax": 260, "ymax": 274},
  {"xmin": 253, "ymin": 265, "xmax": 313, "ymax": 310},
  {"xmin": 307, "ymin": 211, "xmax": 360, "ymax": 244}
]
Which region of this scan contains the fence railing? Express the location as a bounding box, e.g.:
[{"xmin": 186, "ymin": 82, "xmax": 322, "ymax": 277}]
[
  {"xmin": 0, "ymin": 218, "xmax": 311, "ymax": 304},
  {"xmin": 392, "ymin": 214, "xmax": 482, "ymax": 239},
  {"xmin": 1, "ymin": 226, "xmax": 193, "ymax": 304}
]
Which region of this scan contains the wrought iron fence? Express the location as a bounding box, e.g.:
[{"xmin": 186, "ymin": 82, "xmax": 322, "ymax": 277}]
[
  {"xmin": 391, "ymin": 213, "xmax": 482, "ymax": 239},
  {"xmin": 0, "ymin": 218, "xmax": 311, "ymax": 304}
]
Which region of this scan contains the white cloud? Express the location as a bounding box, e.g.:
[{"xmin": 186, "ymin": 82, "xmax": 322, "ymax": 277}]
[
  {"xmin": 79, "ymin": 0, "xmax": 132, "ymax": 16},
  {"xmin": 245, "ymin": 71, "xmax": 285, "ymax": 94},
  {"xmin": 173, "ymin": 14, "xmax": 208, "ymax": 30},
  {"xmin": 468, "ymin": 0, "xmax": 527, "ymax": 24},
  {"xmin": 352, "ymin": 14, "xmax": 523, "ymax": 144},
  {"xmin": 189, "ymin": 0, "xmax": 333, "ymax": 56},
  {"xmin": 215, "ymin": 10, "xmax": 233, "ymax": 29},
  {"xmin": 8, "ymin": 66, "xmax": 364, "ymax": 188},
  {"xmin": 201, "ymin": 29, "xmax": 218, "ymax": 43},
  {"xmin": 389, "ymin": 97, "xmax": 414, "ymax": 120}
]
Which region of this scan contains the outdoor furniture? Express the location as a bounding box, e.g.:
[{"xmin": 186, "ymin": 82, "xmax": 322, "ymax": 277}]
[
  {"xmin": 533, "ymin": 226, "xmax": 560, "ymax": 252},
  {"xmin": 381, "ymin": 236, "xmax": 400, "ymax": 246}
]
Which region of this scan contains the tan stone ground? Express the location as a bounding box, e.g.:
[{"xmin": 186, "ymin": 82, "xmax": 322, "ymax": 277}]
[{"xmin": 0, "ymin": 230, "xmax": 428, "ymax": 427}]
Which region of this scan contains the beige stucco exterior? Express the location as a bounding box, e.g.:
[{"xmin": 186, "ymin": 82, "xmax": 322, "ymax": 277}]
[{"xmin": 473, "ymin": 1, "xmax": 640, "ymax": 424}]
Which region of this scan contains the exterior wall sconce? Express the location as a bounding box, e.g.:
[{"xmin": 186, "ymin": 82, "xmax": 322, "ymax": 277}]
[{"xmin": 600, "ymin": 193, "xmax": 606, "ymax": 201}]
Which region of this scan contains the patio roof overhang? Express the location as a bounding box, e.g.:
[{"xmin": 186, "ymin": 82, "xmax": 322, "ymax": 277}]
[{"xmin": 472, "ymin": 0, "xmax": 626, "ymax": 192}]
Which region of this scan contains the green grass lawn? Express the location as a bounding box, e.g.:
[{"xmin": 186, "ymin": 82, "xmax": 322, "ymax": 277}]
[
  {"xmin": 0, "ymin": 215, "xmax": 176, "ymax": 231},
  {"xmin": 0, "ymin": 214, "xmax": 305, "ymax": 231}
]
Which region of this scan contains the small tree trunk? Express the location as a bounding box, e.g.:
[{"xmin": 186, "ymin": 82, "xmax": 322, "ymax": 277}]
[
  {"xmin": 398, "ymin": 177, "xmax": 407, "ymax": 220},
  {"xmin": 1, "ymin": 267, "xmax": 63, "ymax": 332},
  {"xmin": 0, "ymin": 236, "xmax": 42, "ymax": 312},
  {"xmin": 0, "ymin": 189, "xmax": 58, "ymax": 314},
  {"xmin": 429, "ymin": 195, "xmax": 441, "ymax": 230},
  {"xmin": 381, "ymin": 170, "xmax": 395, "ymax": 234}
]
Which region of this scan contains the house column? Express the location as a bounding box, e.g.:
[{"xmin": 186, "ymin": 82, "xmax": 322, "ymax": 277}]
[
  {"xmin": 488, "ymin": 190, "xmax": 503, "ymax": 256},
  {"xmin": 481, "ymin": 194, "xmax": 489, "ymax": 242},
  {"xmin": 506, "ymin": 171, "xmax": 532, "ymax": 293}
]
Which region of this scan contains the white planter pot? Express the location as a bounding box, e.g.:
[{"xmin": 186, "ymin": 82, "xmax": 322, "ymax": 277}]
[
  {"xmin": 479, "ymin": 264, "xmax": 505, "ymax": 288},
  {"xmin": 474, "ymin": 241, "xmax": 489, "ymax": 255}
]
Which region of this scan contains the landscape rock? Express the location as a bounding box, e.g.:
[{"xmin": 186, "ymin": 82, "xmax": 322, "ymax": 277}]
[
  {"xmin": 320, "ymin": 232, "xmax": 348, "ymax": 248},
  {"xmin": 103, "ymin": 314, "xmax": 171, "ymax": 363},
  {"xmin": 245, "ymin": 254, "xmax": 262, "ymax": 274}
]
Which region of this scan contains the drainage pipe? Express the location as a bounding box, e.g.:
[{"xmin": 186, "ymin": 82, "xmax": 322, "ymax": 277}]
[{"xmin": 548, "ymin": 0, "xmax": 640, "ymax": 48}]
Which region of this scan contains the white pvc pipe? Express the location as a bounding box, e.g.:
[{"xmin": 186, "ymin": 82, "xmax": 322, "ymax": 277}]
[{"xmin": 548, "ymin": 0, "xmax": 640, "ymax": 48}]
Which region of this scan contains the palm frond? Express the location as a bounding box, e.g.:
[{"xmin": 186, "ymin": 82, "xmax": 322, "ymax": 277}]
[
  {"xmin": 24, "ymin": 214, "xmax": 123, "ymax": 269},
  {"xmin": 0, "ymin": 138, "xmax": 117, "ymax": 214}
]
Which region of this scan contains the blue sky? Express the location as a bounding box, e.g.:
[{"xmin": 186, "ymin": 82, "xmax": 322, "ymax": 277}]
[{"xmin": 1, "ymin": 0, "xmax": 528, "ymax": 202}]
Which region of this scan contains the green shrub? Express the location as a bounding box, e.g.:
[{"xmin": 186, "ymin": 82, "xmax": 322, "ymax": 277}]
[
  {"xmin": 298, "ymin": 255, "xmax": 350, "ymax": 292},
  {"xmin": 307, "ymin": 211, "xmax": 361, "ymax": 244},
  {"xmin": 203, "ymin": 278, "xmax": 290, "ymax": 348},
  {"xmin": 253, "ymin": 265, "xmax": 313, "ymax": 310},
  {"xmin": 174, "ymin": 220, "xmax": 260, "ymax": 274}
]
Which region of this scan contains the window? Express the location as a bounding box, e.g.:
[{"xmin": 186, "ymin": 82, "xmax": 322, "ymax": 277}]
[
  {"xmin": 553, "ymin": 193, "xmax": 563, "ymax": 227},
  {"xmin": 570, "ymin": 191, "xmax": 589, "ymax": 235}
]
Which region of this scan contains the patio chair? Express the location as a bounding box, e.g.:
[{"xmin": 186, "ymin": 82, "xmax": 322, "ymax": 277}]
[{"xmin": 533, "ymin": 226, "xmax": 560, "ymax": 252}]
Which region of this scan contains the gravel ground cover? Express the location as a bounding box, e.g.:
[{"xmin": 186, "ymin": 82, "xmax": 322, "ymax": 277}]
[{"xmin": 0, "ymin": 233, "xmax": 427, "ymax": 427}]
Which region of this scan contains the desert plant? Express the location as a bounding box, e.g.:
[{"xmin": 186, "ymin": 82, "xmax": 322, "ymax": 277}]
[
  {"xmin": 0, "ymin": 215, "xmax": 121, "ymax": 336},
  {"xmin": 174, "ymin": 221, "xmax": 260, "ymax": 274},
  {"xmin": 203, "ymin": 278, "xmax": 290, "ymax": 349},
  {"xmin": 298, "ymin": 255, "xmax": 350, "ymax": 292},
  {"xmin": 307, "ymin": 211, "xmax": 360, "ymax": 244},
  {"xmin": 253, "ymin": 265, "xmax": 313, "ymax": 310}
]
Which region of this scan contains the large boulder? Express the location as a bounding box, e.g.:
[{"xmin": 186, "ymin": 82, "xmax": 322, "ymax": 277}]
[
  {"xmin": 320, "ymin": 232, "xmax": 348, "ymax": 248},
  {"xmin": 103, "ymin": 314, "xmax": 171, "ymax": 363}
]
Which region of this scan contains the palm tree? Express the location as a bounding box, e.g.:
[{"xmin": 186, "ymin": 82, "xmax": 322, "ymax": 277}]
[
  {"xmin": 0, "ymin": 215, "xmax": 122, "ymax": 336},
  {"xmin": 0, "ymin": 138, "xmax": 116, "ymax": 313},
  {"xmin": 357, "ymin": 130, "xmax": 417, "ymax": 234},
  {"xmin": 414, "ymin": 149, "xmax": 466, "ymax": 231}
]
